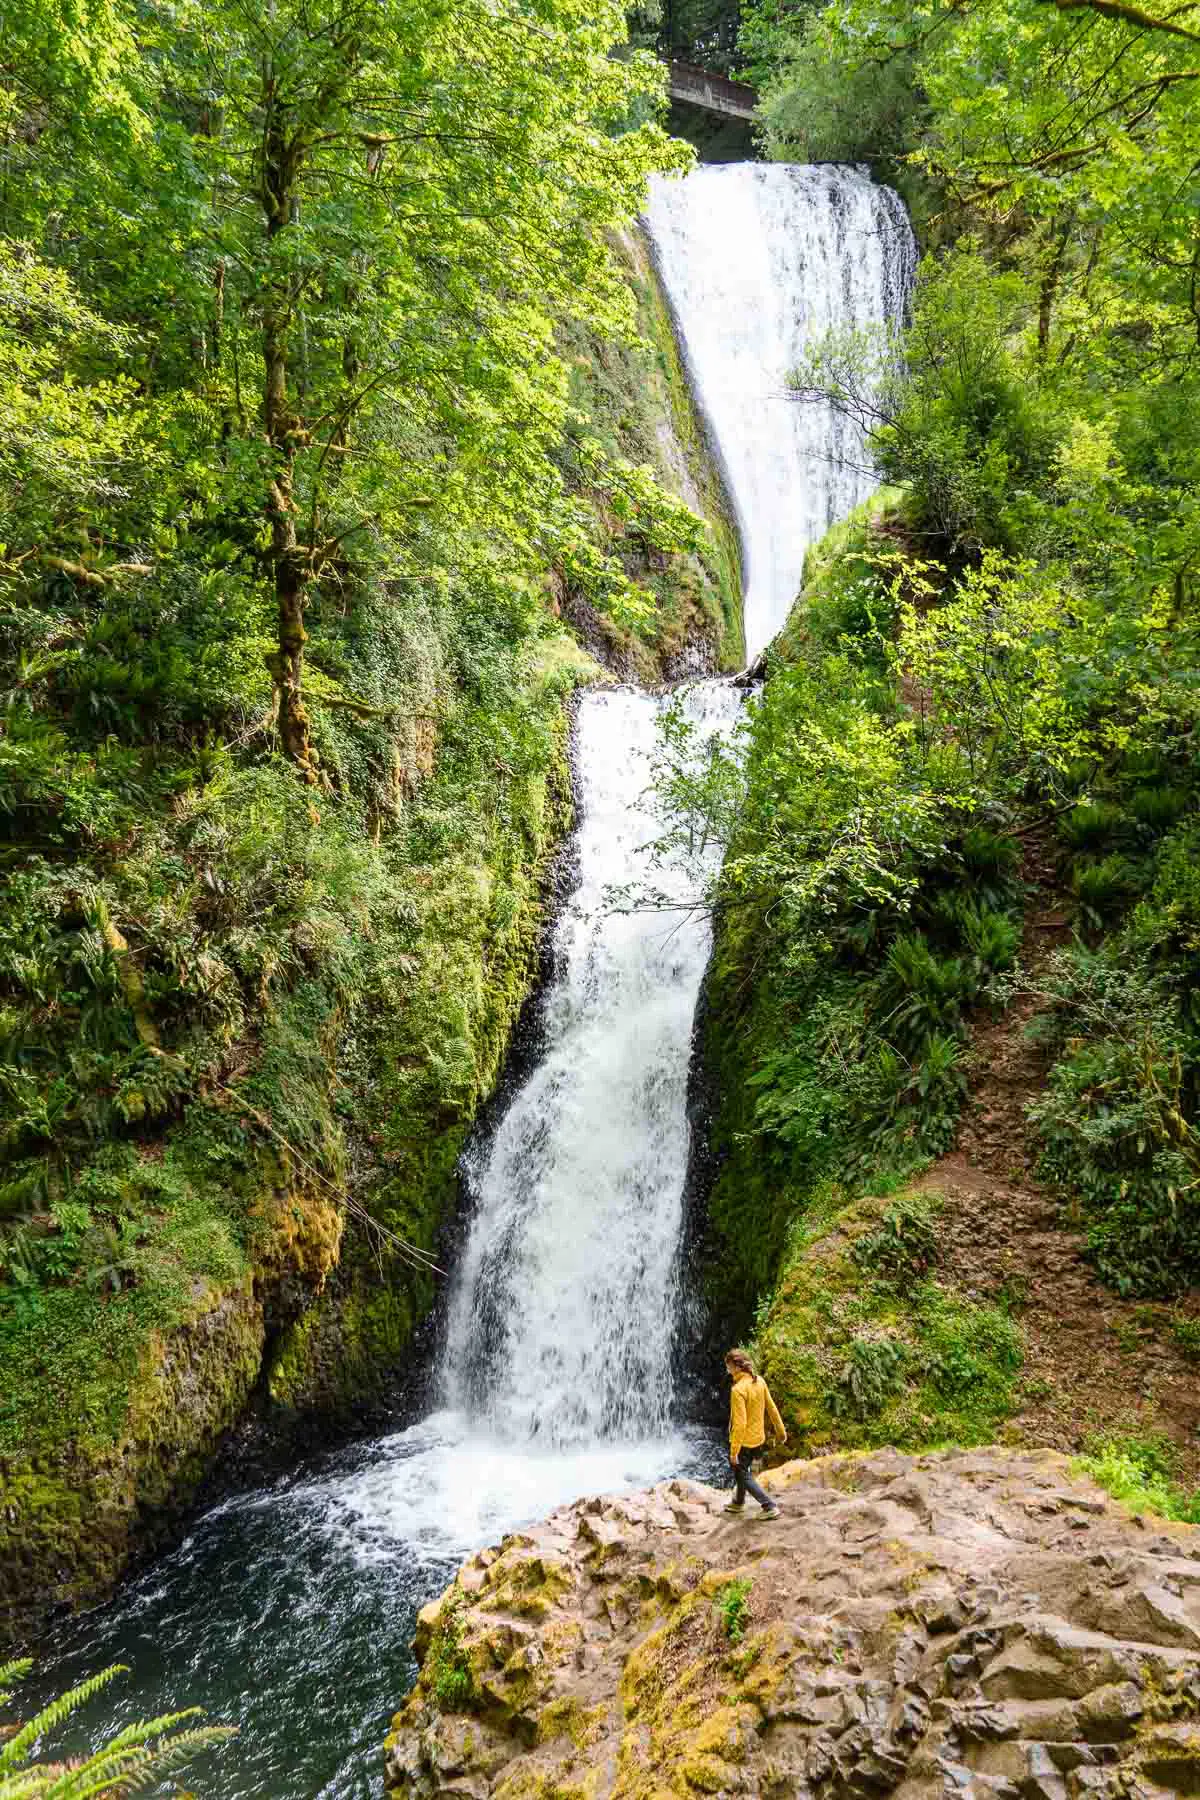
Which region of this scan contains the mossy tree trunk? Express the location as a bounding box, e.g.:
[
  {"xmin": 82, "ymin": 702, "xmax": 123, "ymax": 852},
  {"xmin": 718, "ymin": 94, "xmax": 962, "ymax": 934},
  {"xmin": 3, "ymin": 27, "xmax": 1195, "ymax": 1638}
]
[{"xmin": 258, "ymin": 74, "xmax": 320, "ymax": 783}]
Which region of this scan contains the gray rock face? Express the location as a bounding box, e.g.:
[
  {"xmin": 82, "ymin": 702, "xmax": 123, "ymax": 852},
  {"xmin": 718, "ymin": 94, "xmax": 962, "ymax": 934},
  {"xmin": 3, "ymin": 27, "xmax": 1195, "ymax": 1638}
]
[{"xmin": 383, "ymin": 1448, "xmax": 1200, "ymax": 1800}]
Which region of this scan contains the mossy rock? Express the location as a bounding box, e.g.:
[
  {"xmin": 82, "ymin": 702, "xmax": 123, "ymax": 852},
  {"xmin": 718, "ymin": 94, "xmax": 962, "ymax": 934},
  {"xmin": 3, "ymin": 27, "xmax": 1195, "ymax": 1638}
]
[
  {"xmin": 0, "ymin": 1278, "xmax": 264, "ymax": 1642},
  {"xmin": 756, "ymin": 1185, "xmax": 1025, "ymax": 1455},
  {"xmin": 557, "ymin": 228, "xmax": 744, "ymax": 680}
]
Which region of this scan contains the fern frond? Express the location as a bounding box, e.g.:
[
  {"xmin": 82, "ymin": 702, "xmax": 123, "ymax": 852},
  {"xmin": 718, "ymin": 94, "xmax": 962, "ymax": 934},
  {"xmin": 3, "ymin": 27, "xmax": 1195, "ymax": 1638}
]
[
  {"xmin": 41, "ymin": 1743, "xmax": 148, "ymax": 1799},
  {"xmin": 114, "ymin": 1727, "xmax": 235, "ymax": 1795},
  {"xmin": 85, "ymin": 1709, "xmax": 201, "ymax": 1755},
  {"xmin": 0, "ymin": 1668, "xmax": 127, "ymax": 1773},
  {"xmin": 62, "ymin": 1727, "xmax": 234, "ymax": 1799},
  {"xmin": 0, "ymin": 1768, "xmax": 53, "ymax": 1799},
  {"xmin": 0, "ymin": 1660, "xmax": 35, "ymax": 1710}
]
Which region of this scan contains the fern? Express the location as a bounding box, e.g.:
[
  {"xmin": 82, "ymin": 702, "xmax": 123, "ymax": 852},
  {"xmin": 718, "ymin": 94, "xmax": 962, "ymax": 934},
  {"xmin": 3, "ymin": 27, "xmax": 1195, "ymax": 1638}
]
[
  {"xmin": 0, "ymin": 1663, "xmax": 33, "ymax": 1711},
  {"xmin": 0, "ymin": 1668, "xmax": 126, "ymax": 1773},
  {"xmin": 0, "ymin": 1664, "xmax": 233, "ymax": 1800}
]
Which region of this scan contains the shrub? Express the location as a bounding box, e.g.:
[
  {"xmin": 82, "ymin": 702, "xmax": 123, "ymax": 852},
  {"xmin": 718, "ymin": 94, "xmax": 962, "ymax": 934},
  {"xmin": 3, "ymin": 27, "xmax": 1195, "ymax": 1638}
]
[
  {"xmin": 1127, "ymin": 786, "xmax": 1190, "ymax": 832},
  {"xmin": 959, "ymin": 824, "xmax": 1022, "ymax": 908},
  {"xmin": 852, "ymin": 1195, "xmax": 939, "ymax": 1282},
  {"xmin": 855, "ymin": 1030, "xmax": 967, "ymax": 1164},
  {"xmin": 830, "ymin": 1333, "xmax": 910, "ymax": 1419},
  {"xmin": 1060, "ymin": 800, "xmax": 1128, "ymax": 851},
  {"xmin": 1074, "ymin": 1435, "xmax": 1200, "ymax": 1525},
  {"xmin": 876, "ymin": 933, "xmax": 976, "ymax": 1052},
  {"xmin": 715, "ymin": 1578, "xmax": 752, "ymax": 1644},
  {"xmin": 929, "ymin": 895, "xmax": 1020, "ymax": 983},
  {"xmin": 1030, "ymin": 1033, "xmax": 1198, "ymax": 1296},
  {"xmin": 1129, "ymin": 821, "xmax": 1200, "ymax": 1007},
  {"xmin": 1071, "ymin": 854, "xmax": 1141, "ymax": 928}
]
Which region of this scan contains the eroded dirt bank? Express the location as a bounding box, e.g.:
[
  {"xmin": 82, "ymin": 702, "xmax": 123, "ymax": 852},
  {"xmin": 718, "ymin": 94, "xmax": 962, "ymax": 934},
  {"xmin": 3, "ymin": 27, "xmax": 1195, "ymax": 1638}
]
[{"xmin": 386, "ymin": 1446, "xmax": 1200, "ymax": 1798}]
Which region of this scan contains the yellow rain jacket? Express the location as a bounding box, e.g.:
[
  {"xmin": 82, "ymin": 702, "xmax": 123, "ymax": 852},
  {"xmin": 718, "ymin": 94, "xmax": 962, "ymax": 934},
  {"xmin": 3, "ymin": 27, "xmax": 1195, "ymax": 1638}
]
[{"xmin": 729, "ymin": 1373, "xmax": 785, "ymax": 1460}]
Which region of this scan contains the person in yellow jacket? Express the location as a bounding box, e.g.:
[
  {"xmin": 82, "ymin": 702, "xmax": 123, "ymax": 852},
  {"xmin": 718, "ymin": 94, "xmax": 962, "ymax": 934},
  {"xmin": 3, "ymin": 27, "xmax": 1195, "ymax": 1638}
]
[{"xmin": 724, "ymin": 1348, "xmax": 785, "ymax": 1518}]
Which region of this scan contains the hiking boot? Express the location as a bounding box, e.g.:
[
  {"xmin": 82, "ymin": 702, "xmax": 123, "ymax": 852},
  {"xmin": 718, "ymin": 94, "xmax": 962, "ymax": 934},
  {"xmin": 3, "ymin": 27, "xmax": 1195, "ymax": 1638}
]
[
  {"xmin": 759, "ymin": 1503, "xmax": 781, "ymax": 1520},
  {"xmin": 723, "ymin": 1501, "xmax": 745, "ymax": 1515}
]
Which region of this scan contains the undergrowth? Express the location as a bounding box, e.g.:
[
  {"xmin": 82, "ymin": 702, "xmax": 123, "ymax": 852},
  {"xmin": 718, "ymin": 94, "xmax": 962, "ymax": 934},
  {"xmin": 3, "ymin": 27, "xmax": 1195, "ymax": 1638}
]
[
  {"xmin": 1075, "ymin": 1435, "xmax": 1200, "ymax": 1525},
  {"xmin": 714, "ymin": 1579, "xmax": 752, "ymax": 1645},
  {"xmin": 428, "ymin": 1597, "xmax": 475, "ymax": 1711},
  {"xmin": 673, "ymin": 466, "xmax": 1200, "ymax": 1463}
]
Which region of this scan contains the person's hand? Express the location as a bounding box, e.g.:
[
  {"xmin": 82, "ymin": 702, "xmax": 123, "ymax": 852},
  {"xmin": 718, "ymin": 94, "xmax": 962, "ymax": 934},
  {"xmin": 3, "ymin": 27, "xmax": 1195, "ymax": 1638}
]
[{"xmin": 729, "ymin": 1455, "xmax": 738, "ymax": 1469}]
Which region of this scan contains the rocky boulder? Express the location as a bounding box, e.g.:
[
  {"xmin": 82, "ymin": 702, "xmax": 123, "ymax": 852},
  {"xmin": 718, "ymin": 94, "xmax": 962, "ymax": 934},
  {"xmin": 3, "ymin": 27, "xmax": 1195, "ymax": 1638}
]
[{"xmin": 384, "ymin": 1447, "xmax": 1200, "ymax": 1799}]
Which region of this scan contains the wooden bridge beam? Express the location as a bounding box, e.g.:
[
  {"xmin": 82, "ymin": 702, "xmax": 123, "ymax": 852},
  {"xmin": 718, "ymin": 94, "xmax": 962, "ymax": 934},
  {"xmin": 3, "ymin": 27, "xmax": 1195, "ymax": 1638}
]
[{"xmin": 666, "ymin": 59, "xmax": 758, "ymax": 121}]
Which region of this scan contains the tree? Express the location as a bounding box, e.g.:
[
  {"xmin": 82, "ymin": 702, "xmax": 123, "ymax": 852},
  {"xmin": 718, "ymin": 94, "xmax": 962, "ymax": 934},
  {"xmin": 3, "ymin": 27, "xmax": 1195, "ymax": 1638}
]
[
  {"xmin": 2, "ymin": 0, "xmax": 688, "ymax": 782},
  {"xmin": 155, "ymin": 0, "xmax": 682, "ymax": 780}
]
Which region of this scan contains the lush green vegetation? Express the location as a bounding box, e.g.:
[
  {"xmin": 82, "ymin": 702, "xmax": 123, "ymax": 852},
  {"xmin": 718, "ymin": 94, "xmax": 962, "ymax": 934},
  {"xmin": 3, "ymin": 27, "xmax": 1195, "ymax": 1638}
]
[
  {"xmin": 0, "ymin": 1660, "xmax": 231, "ymax": 1797},
  {"xmin": 0, "ymin": 0, "xmax": 740, "ymax": 1632},
  {"xmin": 427, "ymin": 1596, "xmax": 475, "ymax": 1712},
  {"xmin": 1075, "ymin": 1435, "xmax": 1200, "ymax": 1526},
  {"xmin": 714, "ymin": 1577, "xmax": 752, "ymax": 1643},
  {"xmin": 752, "ymin": 1184, "xmax": 1026, "ymax": 1450}
]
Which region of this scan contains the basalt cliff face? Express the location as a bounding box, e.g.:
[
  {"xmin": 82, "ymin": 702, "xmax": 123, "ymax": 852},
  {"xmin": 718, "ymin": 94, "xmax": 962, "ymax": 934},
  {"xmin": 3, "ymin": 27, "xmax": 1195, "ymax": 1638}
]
[{"xmin": 385, "ymin": 1448, "xmax": 1200, "ymax": 1800}]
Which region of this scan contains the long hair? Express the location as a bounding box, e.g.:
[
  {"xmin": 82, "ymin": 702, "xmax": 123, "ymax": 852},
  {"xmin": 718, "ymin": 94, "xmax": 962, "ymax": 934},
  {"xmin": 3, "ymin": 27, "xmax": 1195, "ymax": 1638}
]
[{"xmin": 726, "ymin": 1348, "xmax": 756, "ymax": 1376}]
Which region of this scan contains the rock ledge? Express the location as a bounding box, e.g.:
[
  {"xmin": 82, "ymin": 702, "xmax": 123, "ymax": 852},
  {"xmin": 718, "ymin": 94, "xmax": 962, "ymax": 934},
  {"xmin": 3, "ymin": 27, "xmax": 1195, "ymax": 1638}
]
[{"xmin": 385, "ymin": 1447, "xmax": 1200, "ymax": 1799}]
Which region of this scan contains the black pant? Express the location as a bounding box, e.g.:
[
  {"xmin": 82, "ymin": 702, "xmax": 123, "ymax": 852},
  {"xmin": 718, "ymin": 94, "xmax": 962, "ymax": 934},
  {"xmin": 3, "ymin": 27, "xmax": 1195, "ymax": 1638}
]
[{"xmin": 732, "ymin": 1445, "xmax": 773, "ymax": 1508}]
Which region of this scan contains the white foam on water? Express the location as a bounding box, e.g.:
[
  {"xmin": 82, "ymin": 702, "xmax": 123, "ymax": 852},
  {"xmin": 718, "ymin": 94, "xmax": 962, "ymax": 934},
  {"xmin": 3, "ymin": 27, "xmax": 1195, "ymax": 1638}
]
[{"xmin": 284, "ymin": 1410, "xmax": 708, "ymax": 1573}]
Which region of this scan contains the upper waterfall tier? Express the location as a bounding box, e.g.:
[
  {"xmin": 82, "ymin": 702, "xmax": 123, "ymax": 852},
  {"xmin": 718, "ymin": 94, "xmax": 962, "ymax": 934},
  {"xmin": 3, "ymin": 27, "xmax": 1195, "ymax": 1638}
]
[{"xmin": 644, "ymin": 163, "xmax": 916, "ymax": 664}]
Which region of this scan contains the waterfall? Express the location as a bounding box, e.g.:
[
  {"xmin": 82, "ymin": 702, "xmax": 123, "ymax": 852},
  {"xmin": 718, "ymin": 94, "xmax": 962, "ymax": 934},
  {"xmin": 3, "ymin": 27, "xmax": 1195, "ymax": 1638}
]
[
  {"xmin": 442, "ymin": 681, "xmax": 741, "ymax": 1446},
  {"xmin": 438, "ymin": 167, "xmax": 915, "ymax": 1446},
  {"xmin": 645, "ymin": 163, "xmax": 917, "ymax": 663}
]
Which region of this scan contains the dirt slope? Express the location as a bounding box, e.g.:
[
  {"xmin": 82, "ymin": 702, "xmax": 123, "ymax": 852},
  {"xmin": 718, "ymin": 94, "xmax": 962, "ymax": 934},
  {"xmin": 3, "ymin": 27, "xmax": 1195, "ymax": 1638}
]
[{"xmin": 929, "ymin": 937, "xmax": 1200, "ymax": 1484}]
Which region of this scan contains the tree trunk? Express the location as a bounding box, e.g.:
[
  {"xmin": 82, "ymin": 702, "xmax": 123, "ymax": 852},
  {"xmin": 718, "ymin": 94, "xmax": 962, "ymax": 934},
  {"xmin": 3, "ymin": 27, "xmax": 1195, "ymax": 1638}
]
[
  {"xmin": 259, "ymin": 91, "xmax": 319, "ymax": 783},
  {"xmin": 267, "ymin": 461, "xmax": 319, "ymax": 782},
  {"xmin": 1037, "ymin": 216, "xmax": 1072, "ymax": 361}
]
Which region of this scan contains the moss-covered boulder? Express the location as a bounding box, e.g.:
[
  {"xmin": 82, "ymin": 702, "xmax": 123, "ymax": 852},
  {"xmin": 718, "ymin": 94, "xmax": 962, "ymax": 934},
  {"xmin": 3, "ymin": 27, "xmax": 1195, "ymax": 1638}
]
[{"xmin": 0, "ymin": 1175, "xmax": 340, "ymax": 1640}]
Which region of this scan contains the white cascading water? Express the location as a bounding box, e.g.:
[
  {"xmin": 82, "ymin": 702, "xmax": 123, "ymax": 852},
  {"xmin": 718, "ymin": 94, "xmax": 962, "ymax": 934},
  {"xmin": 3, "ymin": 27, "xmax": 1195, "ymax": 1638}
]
[
  {"xmin": 443, "ymin": 682, "xmax": 741, "ymax": 1446},
  {"xmin": 278, "ymin": 682, "xmax": 741, "ymax": 1568},
  {"xmin": 645, "ymin": 163, "xmax": 916, "ymax": 662},
  {"xmin": 42, "ymin": 165, "xmax": 916, "ymax": 1800}
]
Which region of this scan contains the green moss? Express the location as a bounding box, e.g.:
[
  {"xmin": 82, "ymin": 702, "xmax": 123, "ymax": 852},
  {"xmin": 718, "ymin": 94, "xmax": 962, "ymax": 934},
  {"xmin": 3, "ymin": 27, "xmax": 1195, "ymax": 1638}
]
[
  {"xmin": 558, "ymin": 229, "xmax": 743, "ymax": 677},
  {"xmin": 0, "ymin": 1275, "xmax": 265, "ymax": 1638},
  {"xmin": 0, "ymin": 1153, "xmax": 256, "ymax": 1456},
  {"xmin": 755, "ymin": 1186, "xmax": 1024, "ymax": 1453}
]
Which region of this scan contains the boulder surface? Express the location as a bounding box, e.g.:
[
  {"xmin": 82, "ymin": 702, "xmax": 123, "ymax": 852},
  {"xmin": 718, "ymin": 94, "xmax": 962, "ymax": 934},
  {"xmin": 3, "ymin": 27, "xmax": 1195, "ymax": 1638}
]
[{"xmin": 384, "ymin": 1447, "xmax": 1200, "ymax": 1799}]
